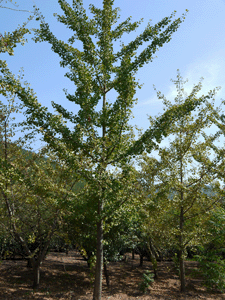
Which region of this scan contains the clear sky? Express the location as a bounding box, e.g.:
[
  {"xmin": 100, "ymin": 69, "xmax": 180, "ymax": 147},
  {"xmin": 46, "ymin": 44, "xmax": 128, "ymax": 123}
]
[{"xmin": 1, "ymin": 0, "xmax": 225, "ymax": 148}]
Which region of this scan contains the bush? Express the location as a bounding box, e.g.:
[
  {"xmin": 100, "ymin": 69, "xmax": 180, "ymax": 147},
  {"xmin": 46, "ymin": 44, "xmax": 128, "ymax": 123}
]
[
  {"xmin": 195, "ymin": 251, "xmax": 225, "ymax": 292},
  {"xmin": 172, "ymin": 253, "xmax": 180, "ymax": 276},
  {"xmin": 139, "ymin": 270, "xmax": 154, "ymax": 293}
]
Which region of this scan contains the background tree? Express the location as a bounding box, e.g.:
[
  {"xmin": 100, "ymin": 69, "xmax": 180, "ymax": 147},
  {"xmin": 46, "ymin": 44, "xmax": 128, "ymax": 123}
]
[
  {"xmin": 0, "ymin": 95, "xmax": 79, "ymax": 288},
  {"xmin": 138, "ymin": 73, "xmax": 222, "ymax": 292}
]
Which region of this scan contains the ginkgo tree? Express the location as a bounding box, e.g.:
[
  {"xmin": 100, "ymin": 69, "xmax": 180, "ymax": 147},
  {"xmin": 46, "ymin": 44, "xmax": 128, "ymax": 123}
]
[
  {"xmin": 0, "ymin": 94, "xmax": 80, "ymax": 289},
  {"xmin": 138, "ymin": 73, "xmax": 222, "ymax": 292},
  {"xmin": 0, "ymin": 0, "xmax": 212, "ymax": 298}
]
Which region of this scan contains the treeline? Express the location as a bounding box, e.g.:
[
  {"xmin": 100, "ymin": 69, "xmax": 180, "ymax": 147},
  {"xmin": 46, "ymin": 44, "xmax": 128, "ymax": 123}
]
[{"xmin": 0, "ymin": 1, "xmax": 225, "ymax": 299}]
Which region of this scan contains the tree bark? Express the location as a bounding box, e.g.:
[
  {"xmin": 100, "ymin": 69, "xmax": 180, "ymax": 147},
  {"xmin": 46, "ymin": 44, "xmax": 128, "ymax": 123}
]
[
  {"xmin": 179, "ymin": 206, "xmax": 186, "ymax": 292},
  {"xmin": 32, "ymin": 264, "xmax": 40, "ymax": 289},
  {"xmin": 179, "ymin": 251, "xmax": 185, "ymax": 292},
  {"xmin": 93, "ymin": 216, "xmax": 103, "ymax": 300},
  {"xmin": 103, "ymin": 260, "xmax": 110, "ymax": 289},
  {"xmin": 93, "ymin": 90, "xmax": 106, "ymax": 300},
  {"xmin": 139, "ymin": 253, "xmax": 144, "ymax": 267},
  {"xmin": 179, "ymin": 136, "xmax": 186, "ymax": 293},
  {"xmin": 132, "ymin": 249, "xmax": 135, "ymax": 260},
  {"xmin": 148, "ymin": 240, "xmax": 158, "ymax": 279},
  {"xmin": 27, "ymin": 258, "xmax": 32, "ymax": 268}
]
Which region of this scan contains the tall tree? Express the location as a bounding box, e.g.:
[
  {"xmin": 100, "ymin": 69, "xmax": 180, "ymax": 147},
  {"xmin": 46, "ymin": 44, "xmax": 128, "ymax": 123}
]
[{"xmin": 0, "ymin": 1, "xmax": 209, "ymax": 299}]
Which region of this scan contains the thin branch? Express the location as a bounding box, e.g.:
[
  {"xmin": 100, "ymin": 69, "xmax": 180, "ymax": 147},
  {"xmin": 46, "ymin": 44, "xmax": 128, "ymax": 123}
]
[{"xmin": 0, "ymin": 5, "xmax": 32, "ymax": 12}]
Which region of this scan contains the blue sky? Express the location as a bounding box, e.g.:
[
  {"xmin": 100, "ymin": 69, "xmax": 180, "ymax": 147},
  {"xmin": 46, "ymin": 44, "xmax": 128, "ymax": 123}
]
[{"xmin": 1, "ymin": 0, "xmax": 225, "ymax": 148}]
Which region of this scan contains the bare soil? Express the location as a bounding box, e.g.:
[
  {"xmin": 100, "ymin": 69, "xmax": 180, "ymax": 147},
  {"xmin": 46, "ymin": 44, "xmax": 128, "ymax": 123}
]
[{"xmin": 0, "ymin": 251, "xmax": 224, "ymax": 299}]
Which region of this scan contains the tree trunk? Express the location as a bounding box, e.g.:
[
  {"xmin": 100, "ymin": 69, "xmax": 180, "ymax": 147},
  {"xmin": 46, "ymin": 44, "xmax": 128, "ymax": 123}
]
[
  {"xmin": 132, "ymin": 249, "xmax": 135, "ymax": 260},
  {"xmin": 139, "ymin": 253, "xmax": 144, "ymax": 267},
  {"xmin": 179, "ymin": 150, "xmax": 186, "ymax": 293},
  {"xmin": 103, "ymin": 260, "xmax": 110, "ymax": 289},
  {"xmin": 30, "ymin": 238, "xmax": 52, "ymax": 289},
  {"xmin": 27, "ymin": 258, "xmax": 32, "ymax": 268},
  {"xmin": 32, "ymin": 264, "xmax": 40, "ymax": 289},
  {"xmin": 179, "ymin": 250, "xmax": 185, "ymax": 292},
  {"xmin": 93, "ymin": 218, "xmax": 103, "ymax": 300},
  {"xmin": 148, "ymin": 240, "xmax": 158, "ymax": 279},
  {"xmin": 93, "ymin": 88, "xmax": 106, "ymax": 300},
  {"xmin": 150, "ymin": 252, "xmax": 158, "ymax": 279},
  {"xmin": 179, "ymin": 206, "xmax": 186, "ymax": 292}
]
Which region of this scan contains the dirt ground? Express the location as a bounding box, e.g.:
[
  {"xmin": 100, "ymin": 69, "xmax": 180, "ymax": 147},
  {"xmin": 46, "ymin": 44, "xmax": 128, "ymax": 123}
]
[{"xmin": 0, "ymin": 251, "xmax": 225, "ymax": 299}]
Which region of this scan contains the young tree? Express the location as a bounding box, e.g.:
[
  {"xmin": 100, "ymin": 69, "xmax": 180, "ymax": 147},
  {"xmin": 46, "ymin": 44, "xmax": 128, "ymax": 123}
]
[
  {"xmin": 138, "ymin": 73, "xmax": 222, "ymax": 292},
  {"xmin": 0, "ymin": 1, "xmax": 209, "ymax": 299}
]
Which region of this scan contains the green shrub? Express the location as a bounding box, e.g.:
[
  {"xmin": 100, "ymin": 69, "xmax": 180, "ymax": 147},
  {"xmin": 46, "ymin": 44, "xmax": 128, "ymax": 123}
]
[
  {"xmin": 139, "ymin": 270, "xmax": 154, "ymax": 293},
  {"xmin": 172, "ymin": 253, "xmax": 180, "ymax": 275},
  {"xmin": 195, "ymin": 251, "xmax": 225, "ymax": 292}
]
